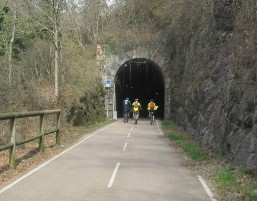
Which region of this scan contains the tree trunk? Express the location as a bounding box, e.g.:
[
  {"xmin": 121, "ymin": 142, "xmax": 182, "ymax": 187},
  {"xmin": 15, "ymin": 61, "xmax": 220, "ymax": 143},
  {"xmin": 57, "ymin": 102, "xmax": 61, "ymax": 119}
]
[
  {"xmin": 8, "ymin": 2, "xmax": 17, "ymax": 85},
  {"xmin": 54, "ymin": 22, "xmax": 59, "ymax": 98}
]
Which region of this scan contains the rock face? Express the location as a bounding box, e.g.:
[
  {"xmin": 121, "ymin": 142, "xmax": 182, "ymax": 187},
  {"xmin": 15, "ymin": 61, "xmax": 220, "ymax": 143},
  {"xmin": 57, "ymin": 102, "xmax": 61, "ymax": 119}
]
[
  {"xmin": 168, "ymin": 0, "xmax": 257, "ymax": 169},
  {"xmin": 66, "ymin": 83, "xmax": 106, "ymax": 126}
]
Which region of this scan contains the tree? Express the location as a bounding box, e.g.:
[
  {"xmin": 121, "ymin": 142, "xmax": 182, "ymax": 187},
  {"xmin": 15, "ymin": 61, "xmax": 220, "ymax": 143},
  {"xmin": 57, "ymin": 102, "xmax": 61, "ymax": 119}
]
[
  {"xmin": 24, "ymin": 0, "xmax": 68, "ymax": 98},
  {"xmin": 0, "ymin": 2, "xmax": 9, "ymax": 56},
  {"xmin": 7, "ymin": 1, "xmax": 17, "ymax": 84}
]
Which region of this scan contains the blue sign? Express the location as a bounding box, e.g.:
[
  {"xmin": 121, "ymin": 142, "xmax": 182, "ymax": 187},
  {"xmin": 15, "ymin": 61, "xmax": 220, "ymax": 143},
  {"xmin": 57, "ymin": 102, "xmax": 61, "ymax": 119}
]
[{"xmin": 105, "ymin": 79, "xmax": 111, "ymax": 88}]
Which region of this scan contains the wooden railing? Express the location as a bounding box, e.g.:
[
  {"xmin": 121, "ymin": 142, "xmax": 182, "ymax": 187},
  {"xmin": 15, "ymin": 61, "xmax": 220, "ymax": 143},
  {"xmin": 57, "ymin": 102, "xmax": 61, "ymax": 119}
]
[{"xmin": 0, "ymin": 109, "xmax": 61, "ymax": 169}]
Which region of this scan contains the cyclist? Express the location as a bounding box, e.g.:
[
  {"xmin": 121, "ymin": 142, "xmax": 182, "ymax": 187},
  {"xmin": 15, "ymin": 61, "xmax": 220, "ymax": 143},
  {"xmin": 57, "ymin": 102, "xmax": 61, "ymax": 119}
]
[
  {"xmin": 147, "ymin": 99, "xmax": 158, "ymax": 123},
  {"xmin": 132, "ymin": 98, "xmax": 141, "ymax": 124},
  {"xmin": 123, "ymin": 97, "xmax": 131, "ymax": 123}
]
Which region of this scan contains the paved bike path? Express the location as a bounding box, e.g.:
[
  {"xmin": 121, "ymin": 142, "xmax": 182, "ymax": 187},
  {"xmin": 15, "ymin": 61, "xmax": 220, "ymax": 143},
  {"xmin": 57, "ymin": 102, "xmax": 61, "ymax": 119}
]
[{"xmin": 0, "ymin": 119, "xmax": 218, "ymax": 201}]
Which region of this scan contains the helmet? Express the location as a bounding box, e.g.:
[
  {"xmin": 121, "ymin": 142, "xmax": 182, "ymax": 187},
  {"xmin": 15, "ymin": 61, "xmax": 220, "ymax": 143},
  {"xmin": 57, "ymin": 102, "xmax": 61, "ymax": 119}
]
[{"xmin": 150, "ymin": 99, "xmax": 154, "ymax": 102}]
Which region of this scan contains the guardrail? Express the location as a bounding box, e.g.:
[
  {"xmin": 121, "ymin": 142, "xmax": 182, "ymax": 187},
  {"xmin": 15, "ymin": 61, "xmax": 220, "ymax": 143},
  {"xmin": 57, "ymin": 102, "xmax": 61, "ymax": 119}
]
[{"xmin": 0, "ymin": 109, "xmax": 61, "ymax": 169}]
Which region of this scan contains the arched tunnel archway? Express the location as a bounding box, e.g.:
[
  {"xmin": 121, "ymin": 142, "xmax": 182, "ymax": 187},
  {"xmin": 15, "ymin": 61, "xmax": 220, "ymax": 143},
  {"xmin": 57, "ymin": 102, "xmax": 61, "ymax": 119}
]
[{"xmin": 115, "ymin": 58, "xmax": 165, "ymax": 119}]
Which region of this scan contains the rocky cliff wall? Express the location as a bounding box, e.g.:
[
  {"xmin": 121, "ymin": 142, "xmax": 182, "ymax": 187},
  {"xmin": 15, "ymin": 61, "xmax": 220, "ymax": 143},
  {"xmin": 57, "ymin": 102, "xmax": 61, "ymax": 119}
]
[{"xmin": 167, "ymin": 0, "xmax": 257, "ymax": 169}]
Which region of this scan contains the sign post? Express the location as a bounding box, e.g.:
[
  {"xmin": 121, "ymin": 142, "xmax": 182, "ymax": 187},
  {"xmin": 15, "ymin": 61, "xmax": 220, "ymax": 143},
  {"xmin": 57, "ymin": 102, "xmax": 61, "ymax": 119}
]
[
  {"xmin": 112, "ymin": 82, "xmax": 117, "ymax": 120},
  {"xmin": 105, "ymin": 79, "xmax": 111, "ymax": 118},
  {"xmin": 105, "ymin": 79, "xmax": 111, "ymax": 88}
]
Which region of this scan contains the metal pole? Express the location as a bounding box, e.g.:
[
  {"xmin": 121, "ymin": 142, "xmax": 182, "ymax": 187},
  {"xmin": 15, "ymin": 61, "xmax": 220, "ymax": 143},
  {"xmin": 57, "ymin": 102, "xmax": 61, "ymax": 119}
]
[
  {"xmin": 113, "ymin": 82, "xmax": 117, "ymax": 120},
  {"xmin": 107, "ymin": 87, "xmax": 109, "ymax": 118},
  {"xmin": 113, "ymin": 83, "xmax": 115, "ymax": 112}
]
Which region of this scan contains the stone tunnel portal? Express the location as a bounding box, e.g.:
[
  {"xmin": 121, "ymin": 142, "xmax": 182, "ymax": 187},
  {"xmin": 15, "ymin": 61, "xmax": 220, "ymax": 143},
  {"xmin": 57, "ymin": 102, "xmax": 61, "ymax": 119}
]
[{"xmin": 115, "ymin": 58, "xmax": 165, "ymax": 119}]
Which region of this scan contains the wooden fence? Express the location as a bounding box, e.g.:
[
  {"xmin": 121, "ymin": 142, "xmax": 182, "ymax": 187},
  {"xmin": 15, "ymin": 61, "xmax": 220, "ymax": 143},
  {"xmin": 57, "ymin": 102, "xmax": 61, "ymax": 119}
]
[{"xmin": 0, "ymin": 109, "xmax": 61, "ymax": 169}]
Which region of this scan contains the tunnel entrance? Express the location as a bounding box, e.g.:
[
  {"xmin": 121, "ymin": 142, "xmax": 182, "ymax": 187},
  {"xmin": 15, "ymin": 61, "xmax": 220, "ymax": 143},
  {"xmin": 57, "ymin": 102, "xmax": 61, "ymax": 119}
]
[{"xmin": 115, "ymin": 58, "xmax": 165, "ymax": 119}]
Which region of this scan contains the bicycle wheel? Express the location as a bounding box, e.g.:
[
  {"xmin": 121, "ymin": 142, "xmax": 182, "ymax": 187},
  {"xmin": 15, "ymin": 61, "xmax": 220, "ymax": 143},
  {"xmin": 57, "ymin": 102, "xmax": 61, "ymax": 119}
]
[
  {"xmin": 124, "ymin": 110, "xmax": 129, "ymax": 123},
  {"xmin": 134, "ymin": 112, "xmax": 139, "ymax": 124},
  {"xmin": 125, "ymin": 112, "xmax": 128, "ymax": 122},
  {"xmin": 150, "ymin": 112, "xmax": 153, "ymax": 125}
]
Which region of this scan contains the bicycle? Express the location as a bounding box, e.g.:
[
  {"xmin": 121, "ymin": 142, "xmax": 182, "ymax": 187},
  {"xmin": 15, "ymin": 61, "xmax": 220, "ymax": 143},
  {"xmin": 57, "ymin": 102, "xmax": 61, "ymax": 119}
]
[
  {"xmin": 133, "ymin": 110, "xmax": 139, "ymax": 125},
  {"xmin": 149, "ymin": 111, "xmax": 155, "ymax": 125},
  {"xmin": 123, "ymin": 109, "xmax": 129, "ymax": 123}
]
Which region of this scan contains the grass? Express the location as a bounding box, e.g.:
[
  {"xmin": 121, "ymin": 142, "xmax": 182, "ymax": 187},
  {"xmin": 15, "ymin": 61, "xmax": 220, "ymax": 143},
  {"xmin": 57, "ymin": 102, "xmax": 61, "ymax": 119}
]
[
  {"xmin": 211, "ymin": 166, "xmax": 257, "ymax": 201},
  {"xmin": 211, "ymin": 169, "xmax": 239, "ymax": 189},
  {"xmin": 207, "ymin": 161, "xmax": 257, "ymax": 200},
  {"xmin": 161, "ymin": 120, "xmax": 173, "ymax": 130},
  {"xmin": 161, "ymin": 120, "xmax": 206, "ymax": 162},
  {"xmin": 160, "ymin": 120, "xmax": 257, "ymax": 201},
  {"xmin": 168, "ymin": 132, "xmax": 185, "ymax": 143},
  {"xmin": 182, "ymin": 143, "xmax": 207, "ymax": 161}
]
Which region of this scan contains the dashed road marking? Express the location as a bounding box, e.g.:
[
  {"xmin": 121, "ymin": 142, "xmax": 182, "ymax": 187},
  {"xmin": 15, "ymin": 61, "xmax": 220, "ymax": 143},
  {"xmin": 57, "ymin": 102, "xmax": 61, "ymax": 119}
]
[
  {"xmin": 108, "ymin": 162, "xmax": 120, "ymax": 188},
  {"xmin": 123, "ymin": 142, "xmax": 128, "ymax": 151}
]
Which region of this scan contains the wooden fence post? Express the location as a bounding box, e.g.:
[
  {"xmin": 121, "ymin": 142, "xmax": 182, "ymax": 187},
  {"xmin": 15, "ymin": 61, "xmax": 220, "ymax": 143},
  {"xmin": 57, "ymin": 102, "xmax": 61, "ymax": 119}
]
[
  {"xmin": 0, "ymin": 109, "xmax": 61, "ymax": 169},
  {"xmin": 39, "ymin": 114, "xmax": 45, "ymax": 152},
  {"xmin": 9, "ymin": 118, "xmax": 16, "ymax": 169}
]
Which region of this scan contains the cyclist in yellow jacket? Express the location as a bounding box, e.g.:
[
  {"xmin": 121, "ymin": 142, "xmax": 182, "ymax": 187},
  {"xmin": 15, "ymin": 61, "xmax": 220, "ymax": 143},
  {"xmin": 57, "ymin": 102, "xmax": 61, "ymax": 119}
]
[{"xmin": 132, "ymin": 98, "xmax": 141, "ymax": 124}]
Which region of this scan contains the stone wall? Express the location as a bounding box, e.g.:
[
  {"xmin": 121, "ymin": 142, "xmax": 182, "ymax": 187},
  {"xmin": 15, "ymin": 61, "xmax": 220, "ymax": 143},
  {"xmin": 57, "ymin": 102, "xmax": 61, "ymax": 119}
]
[
  {"xmin": 104, "ymin": 47, "xmax": 172, "ymax": 119},
  {"xmin": 168, "ymin": 0, "xmax": 257, "ymax": 169}
]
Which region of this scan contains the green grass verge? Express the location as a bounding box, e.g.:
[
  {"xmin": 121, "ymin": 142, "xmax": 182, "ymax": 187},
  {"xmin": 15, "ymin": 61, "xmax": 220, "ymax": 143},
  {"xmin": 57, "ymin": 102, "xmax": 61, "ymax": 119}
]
[
  {"xmin": 161, "ymin": 120, "xmax": 173, "ymax": 130},
  {"xmin": 161, "ymin": 120, "xmax": 206, "ymax": 162},
  {"xmin": 168, "ymin": 132, "xmax": 185, "ymax": 143},
  {"xmin": 160, "ymin": 120, "xmax": 257, "ymax": 201},
  {"xmin": 211, "ymin": 169, "xmax": 239, "ymax": 189},
  {"xmin": 182, "ymin": 143, "xmax": 207, "ymax": 162},
  {"xmin": 210, "ymin": 166, "xmax": 257, "ymax": 201}
]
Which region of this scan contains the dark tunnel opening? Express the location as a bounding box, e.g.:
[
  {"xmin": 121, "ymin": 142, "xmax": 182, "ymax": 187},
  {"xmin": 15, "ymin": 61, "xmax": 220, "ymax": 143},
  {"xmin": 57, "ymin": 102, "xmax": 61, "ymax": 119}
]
[{"xmin": 115, "ymin": 58, "xmax": 165, "ymax": 119}]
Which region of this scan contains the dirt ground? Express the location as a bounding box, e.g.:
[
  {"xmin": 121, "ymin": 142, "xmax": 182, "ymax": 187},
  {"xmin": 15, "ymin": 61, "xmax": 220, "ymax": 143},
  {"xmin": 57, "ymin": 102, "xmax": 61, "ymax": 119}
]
[{"xmin": 0, "ymin": 139, "xmax": 66, "ymax": 187}]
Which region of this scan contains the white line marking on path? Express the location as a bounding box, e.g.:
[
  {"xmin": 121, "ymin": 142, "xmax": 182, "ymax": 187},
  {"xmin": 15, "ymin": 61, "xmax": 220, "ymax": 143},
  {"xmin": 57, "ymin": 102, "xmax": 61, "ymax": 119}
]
[
  {"xmin": 198, "ymin": 175, "xmax": 217, "ymax": 201},
  {"xmin": 0, "ymin": 122, "xmax": 118, "ymax": 194},
  {"xmin": 123, "ymin": 142, "xmax": 128, "ymax": 151},
  {"xmin": 130, "ymin": 126, "xmax": 134, "ymax": 131},
  {"xmin": 127, "ymin": 132, "xmax": 131, "ymax": 138},
  {"xmin": 108, "ymin": 162, "xmax": 120, "ymax": 188},
  {"xmin": 156, "ymin": 120, "xmax": 164, "ymax": 135}
]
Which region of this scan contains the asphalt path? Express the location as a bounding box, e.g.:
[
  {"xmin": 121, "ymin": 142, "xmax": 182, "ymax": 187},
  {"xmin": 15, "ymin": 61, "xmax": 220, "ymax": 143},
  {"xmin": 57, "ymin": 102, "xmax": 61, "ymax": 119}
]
[{"xmin": 0, "ymin": 118, "xmax": 218, "ymax": 201}]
